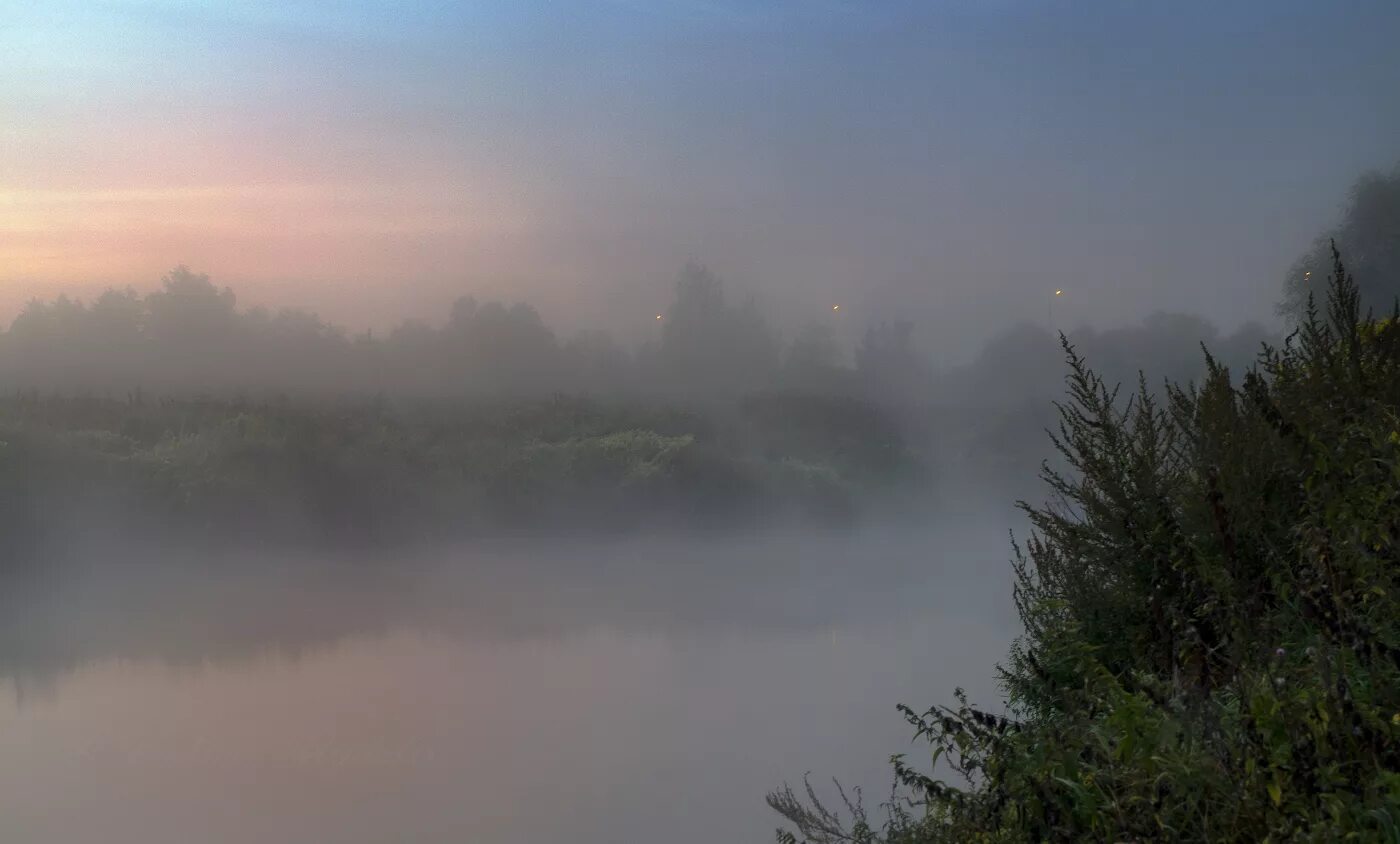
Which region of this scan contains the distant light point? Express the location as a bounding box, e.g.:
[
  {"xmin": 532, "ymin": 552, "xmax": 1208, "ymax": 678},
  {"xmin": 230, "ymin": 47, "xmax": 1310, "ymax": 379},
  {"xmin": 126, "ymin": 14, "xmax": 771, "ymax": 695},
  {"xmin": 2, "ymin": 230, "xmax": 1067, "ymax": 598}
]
[
  {"xmin": 1055, "ymin": 289, "xmax": 1063, "ymax": 296},
  {"xmin": 832, "ymin": 305, "xmax": 840, "ymax": 311}
]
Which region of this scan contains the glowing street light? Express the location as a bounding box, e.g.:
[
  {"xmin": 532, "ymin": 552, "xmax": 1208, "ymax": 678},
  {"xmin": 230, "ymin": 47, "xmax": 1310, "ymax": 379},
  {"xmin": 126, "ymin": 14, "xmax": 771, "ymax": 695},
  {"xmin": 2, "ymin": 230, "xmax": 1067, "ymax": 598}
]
[
  {"xmin": 655, "ymin": 314, "xmax": 663, "ymax": 320},
  {"xmin": 1049, "ymin": 289, "xmax": 1064, "ymax": 331},
  {"xmin": 832, "ymin": 305, "xmax": 841, "ymax": 312}
]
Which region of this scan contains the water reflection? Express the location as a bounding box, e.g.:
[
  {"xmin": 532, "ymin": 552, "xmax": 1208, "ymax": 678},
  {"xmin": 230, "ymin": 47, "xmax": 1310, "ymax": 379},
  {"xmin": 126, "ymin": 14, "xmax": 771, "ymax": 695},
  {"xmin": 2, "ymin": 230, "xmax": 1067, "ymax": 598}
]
[{"xmin": 0, "ymin": 522, "xmax": 1019, "ymax": 844}]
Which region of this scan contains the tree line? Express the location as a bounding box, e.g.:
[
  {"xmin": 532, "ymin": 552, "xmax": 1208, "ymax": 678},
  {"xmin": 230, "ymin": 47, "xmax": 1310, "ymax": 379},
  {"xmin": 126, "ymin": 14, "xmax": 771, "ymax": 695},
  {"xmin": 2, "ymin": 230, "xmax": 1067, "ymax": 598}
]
[{"xmin": 1, "ymin": 261, "xmax": 1277, "ymax": 412}]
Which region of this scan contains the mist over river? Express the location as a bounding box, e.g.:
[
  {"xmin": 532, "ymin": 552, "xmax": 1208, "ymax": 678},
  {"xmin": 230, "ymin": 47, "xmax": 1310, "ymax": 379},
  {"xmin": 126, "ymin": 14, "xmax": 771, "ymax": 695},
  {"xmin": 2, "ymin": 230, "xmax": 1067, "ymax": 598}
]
[{"xmin": 0, "ymin": 517, "xmax": 1019, "ymax": 844}]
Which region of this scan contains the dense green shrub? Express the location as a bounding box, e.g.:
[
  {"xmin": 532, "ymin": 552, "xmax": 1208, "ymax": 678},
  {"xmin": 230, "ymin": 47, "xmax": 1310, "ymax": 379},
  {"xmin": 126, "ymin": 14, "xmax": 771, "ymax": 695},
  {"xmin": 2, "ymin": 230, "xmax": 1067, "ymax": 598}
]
[
  {"xmin": 0, "ymin": 393, "xmax": 919, "ymax": 549},
  {"xmin": 771, "ymin": 247, "xmax": 1400, "ymax": 842},
  {"xmin": 740, "ymin": 392, "xmax": 910, "ymax": 481}
]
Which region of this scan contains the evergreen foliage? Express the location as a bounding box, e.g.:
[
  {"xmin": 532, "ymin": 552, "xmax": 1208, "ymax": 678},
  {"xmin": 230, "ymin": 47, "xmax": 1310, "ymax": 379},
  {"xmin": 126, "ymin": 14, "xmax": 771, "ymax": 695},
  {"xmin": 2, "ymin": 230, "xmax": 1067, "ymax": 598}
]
[{"xmin": 771, "ymin": 246, "xmax": 1400, "ymax": 842}]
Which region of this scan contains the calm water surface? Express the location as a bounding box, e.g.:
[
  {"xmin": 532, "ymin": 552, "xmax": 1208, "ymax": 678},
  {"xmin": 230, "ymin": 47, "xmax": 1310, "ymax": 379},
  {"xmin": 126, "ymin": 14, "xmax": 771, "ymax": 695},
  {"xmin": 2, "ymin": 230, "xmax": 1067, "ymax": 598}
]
[{"xmin": 0, "ymin": 522, "xmax": 1017, "ymax": 844}]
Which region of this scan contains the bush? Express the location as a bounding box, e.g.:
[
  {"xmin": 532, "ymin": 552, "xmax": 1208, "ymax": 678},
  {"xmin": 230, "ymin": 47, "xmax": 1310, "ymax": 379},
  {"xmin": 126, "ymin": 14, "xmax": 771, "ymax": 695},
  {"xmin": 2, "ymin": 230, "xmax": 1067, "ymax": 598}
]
[
  {"xmin": 0, "ymin": 393, "xmax": 915, "ymax": 549},
  {"xmin": 771, "ymin": 245, "xmax": 1400, "ymax": 842}
]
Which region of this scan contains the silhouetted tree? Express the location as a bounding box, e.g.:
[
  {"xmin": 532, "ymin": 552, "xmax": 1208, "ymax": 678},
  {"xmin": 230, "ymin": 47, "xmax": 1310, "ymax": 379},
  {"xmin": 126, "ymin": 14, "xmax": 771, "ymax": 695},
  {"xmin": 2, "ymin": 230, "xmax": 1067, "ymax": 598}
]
[
  {"xmin": 855, "ymin": 320, "xmax": 931, "ymax": 405},
  {"xmin": 564, "ymin": 329, "xmax": 632, "ymax": 395},
  {"xmin": 1281, "ymin": 164, "xmax": 1400, "ymax": 320},
  {"xmin": 0, "ymin": 261, "xmax": 1269, "ymax": 411},
  {"xmin": 660, "ymin": 263, "xmax": 779, "ymax": 397},
  {"xmin": 782, "ymin": 323, "xmax": 851, "ymax": 395},
  {"xmin": 443, "ymin": 298, "xmax": 562, "ymax": 394}
]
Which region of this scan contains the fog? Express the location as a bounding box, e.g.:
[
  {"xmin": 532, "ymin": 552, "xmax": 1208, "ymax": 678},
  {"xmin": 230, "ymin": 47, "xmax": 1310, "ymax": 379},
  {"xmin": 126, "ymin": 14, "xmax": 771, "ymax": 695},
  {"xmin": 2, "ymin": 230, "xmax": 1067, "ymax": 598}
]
[
  {"xmin": 6, "ymin": 1, "xmax": 1400, "ymax": 842},
  {"xmin": 0, "ymin": 522, "xmax": 1019, "ymax": 844},
  {"xmin": 0, "ymin": 262, "xmax": 1275, "ymax": 402}
]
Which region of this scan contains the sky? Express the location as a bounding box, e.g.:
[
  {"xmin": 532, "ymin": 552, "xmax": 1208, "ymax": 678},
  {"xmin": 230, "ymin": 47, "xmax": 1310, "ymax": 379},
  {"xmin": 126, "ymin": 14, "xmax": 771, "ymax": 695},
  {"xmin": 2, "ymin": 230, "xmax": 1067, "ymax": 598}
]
[{"xmin": 4, "ymin": 0, "xmax": 1400, "ymax": 359}]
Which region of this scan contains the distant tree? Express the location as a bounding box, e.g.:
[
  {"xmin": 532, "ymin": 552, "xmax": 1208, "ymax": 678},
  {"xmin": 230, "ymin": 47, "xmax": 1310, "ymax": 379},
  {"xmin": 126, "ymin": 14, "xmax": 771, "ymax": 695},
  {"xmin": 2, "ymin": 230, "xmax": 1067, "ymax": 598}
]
[
  {"xmin": 660, "ymin": 263, "xmax": 779, "ymax": 396},
  {"xmin": 87, "ymin": 287, "xmax": 149, "ymax": 389},
  {"xmin": 1084, "ymin": 311, "xmax": 1220, "ymax": 392},
  {"xmin": 952, "ymin": 321, "xmax": 1059, "ymax": 406},
  {"xmin": 564, "ymin": 329, "xmax": 632, "ymax": 394},
  {"xmin": 89, "ymin": 288, "xmax": 146, "ymax": 346},
  {"xmin": 4, "ymin": 295, "xmax": 97, "ymax": 390},
  {"xmin": 142, "ymin": 266, "xmax": 240, "ymax": 388},
  {"xmin": 384, "ymin": 318, "xmax": 441, "ymax": 395},
  {"xmin": 947, "ymin": 315, "xmax": 1273, "ymax": 411},
  {"xmin": 1281, "ymin": 164, "xmax": 1400, "ymax": 320},
  {"xmin": 144, "ymin": 266, "xmax": 237, "ymax": 344},
  {"xmin": 855, "ymin": 320, "xmax": 931, "ymax": 405},
  {"xmin": 782, "ymin": 323, "xmax": 849, "ymax": 395},
  {"xmin": 243, "ymin": 307, "xmax": 349, "ymax": 393},
  {"xmin": 443, "ymin": 298, "xmax": 562, "ymax": 394}
]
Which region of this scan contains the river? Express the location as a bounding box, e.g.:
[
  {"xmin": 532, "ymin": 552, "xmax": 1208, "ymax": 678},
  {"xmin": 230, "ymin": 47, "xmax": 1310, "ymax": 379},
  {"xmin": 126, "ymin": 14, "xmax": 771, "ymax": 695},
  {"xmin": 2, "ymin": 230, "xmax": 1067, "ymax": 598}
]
[{"xmin": 0, "ymin": 518, "xmax": 1019, "ymax": 843}]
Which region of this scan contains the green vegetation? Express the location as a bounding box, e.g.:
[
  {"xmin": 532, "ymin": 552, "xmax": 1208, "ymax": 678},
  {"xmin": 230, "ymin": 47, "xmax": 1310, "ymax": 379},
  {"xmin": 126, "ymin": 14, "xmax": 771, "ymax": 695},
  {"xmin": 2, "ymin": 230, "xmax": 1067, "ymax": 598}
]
[
  {"xmin": 0, "ymin": 392, "xmax": 921, "ymax": 552},
  {"xmin": 771, "ymin": 248, "xmax": 1400, "ymax": 842}
]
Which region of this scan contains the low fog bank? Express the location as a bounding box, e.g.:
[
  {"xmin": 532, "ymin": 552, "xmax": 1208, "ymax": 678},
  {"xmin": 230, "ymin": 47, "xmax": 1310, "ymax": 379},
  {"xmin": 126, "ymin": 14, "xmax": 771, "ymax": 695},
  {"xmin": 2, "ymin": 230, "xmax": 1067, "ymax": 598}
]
[
  {"xmin": 0, "ymin": 262, "xmax": 1286, "ymax": 557},
  {"xmin": 9, "ymin": 166, "xmax": 1393, "ymax": 686},
  {"xmin": 0, "ymin": 516, "xmax": 1022, "ymax": 685},
  {"xmin": 16, "ymin": 158, "xmax": 1399, "ymax": 410},
  {"xmin": 0, "ymin": 262, "xmax": 1277, "ymax": 407}
]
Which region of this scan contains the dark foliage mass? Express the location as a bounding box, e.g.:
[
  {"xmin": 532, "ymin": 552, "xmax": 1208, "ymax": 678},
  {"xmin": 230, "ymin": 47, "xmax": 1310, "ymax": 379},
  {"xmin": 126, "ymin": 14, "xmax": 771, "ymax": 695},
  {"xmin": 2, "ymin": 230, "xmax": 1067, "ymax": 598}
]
[
  {"xmin": 0, "ymin": 262, "xmax": 824, "ymax": 402},
  {"xmin": 0, "ymin": 392, "xmax": 930, "ymax": 556},
  {"xmin": 770, "ymin": 249, "xmax": 1400, "ymax": 841},
  {"xmin": 0, "ymin": 263, "xmax": 1267, "ymax": 409},
  {"xmin": 1282, "ymin": 164, "xmax": 1400, "ymax": 321}
]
